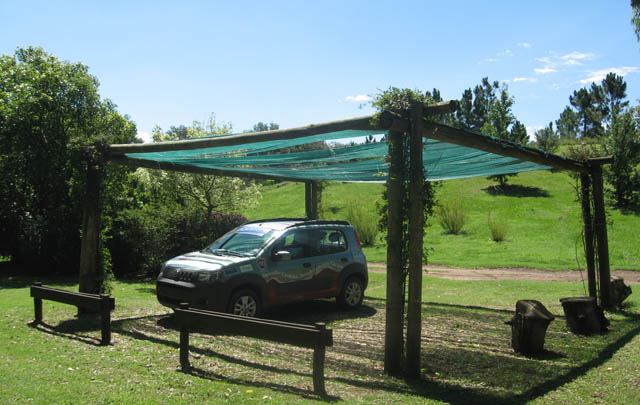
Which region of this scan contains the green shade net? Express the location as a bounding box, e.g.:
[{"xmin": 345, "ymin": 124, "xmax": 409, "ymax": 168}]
[{"xmin": 126, "ymin": 129, "xmax": 550, "ymax": 182}]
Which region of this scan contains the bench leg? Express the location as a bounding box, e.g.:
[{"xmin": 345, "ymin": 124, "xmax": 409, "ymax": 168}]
[
  {"xmin": 34, "ymin": 297, "xmax": 43, "ymax": 324},
  {"xmin": 313, "ymin": 345, "xmax": 326, "ymax": 395},
  {"xmin": 180, "ymin": 326, "xmax": 190, "ymax": 371},
  {"xmin": 100, "ymin": 294, "xmax": 111, "ymax": 345}
]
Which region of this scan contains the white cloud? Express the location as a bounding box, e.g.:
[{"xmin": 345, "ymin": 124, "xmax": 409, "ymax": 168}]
[
  {"xmin": 559, "ymin": 51, "xmax": 594, "ymax": 65},
  {"xmin": 344, "ymin": 94, "xmax": 372, "ymax": 103},
  {"xmin": 498, "ymin": 49, "xmax": 513, "ymax": 57},
  {"xmin": 513, "ymin": 77, "xmax": 537, "ymax": 83},
  {"xmin": 518, "ymin": 42, "xmax": 532, "ymax": 48},
  {"xmin": 580, "ymin": 66, "xmax": 639, "ymax": 84},
  {"xmin": 481, "ymin": 57, "xmax": 499, "ymax": 63},
  {"xmin": 137, "ymin": 131, "xmax": 152, "ymax": 143},
  {"xmin": 534, "ymin": 67, "xmax": 556, "ymax": 74},
  {"xmin": 526, "ymin": 126, "xmax": 543, "ymax": 141}
]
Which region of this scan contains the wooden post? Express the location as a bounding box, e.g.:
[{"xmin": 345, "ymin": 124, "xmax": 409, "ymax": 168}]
[
  {"xmin": 312, "ymin": 322, "xmax": 327, "ymax": 395},
  {"xmin": 33, "ymin": 281, "xmax": 43, "ymax": 323},
  {"xmin": 305, "ymin": 181, "xmax": 319, "ymax": 220},
  {"xmin": 384, "ymin": 128, "xmax": 405, "ymax": 376},
  {"xmin": 406, "ymin": 104, "xmax": 424, "ymax": 378},
  {"xmin": 591, "ymin": 165, "xmax": 612, "ymax": 308},
  {"xmin": 179, "ymin": 303, "xmax": 191, "ymax": 370},
  {"xmin": 579, "ymin": 173, "xmax": 597, "ymax": 298},
  {"xmin": 100, "ymin": 294, "xmax": 111, "ymax": 345},
  {"xmin": 79, "ymin": 162, "xmax": 102, "ymax": 296}
]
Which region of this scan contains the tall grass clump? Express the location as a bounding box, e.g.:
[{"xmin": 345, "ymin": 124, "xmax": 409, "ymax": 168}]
[
  {"xmin": 488, "ymin": 212, "xmax": 508, "ymax": 242},
  {"xmin": 344, "ymin": 201, "xmax": 379, "ymax": 246},
  {"xmin": 436, "ymin": 199, "xmax": 467, "ymax": 234}
]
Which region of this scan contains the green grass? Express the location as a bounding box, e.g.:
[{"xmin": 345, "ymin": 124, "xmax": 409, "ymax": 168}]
[
  {"xmin": 245, "ymin": 171, "xmax": 640, "ymax": 270},
  {"xmin": 2, "ymin": 275, "xmax": 639, "ymax": 404}
]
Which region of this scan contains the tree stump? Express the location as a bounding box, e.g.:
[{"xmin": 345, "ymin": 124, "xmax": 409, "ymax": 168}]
[
  {"xmin": 506, "ymin": 300, "xmax": 554, "ymax": 355},
  {"xmin": 559, "ymin": 297, "xmax": 609, "ymax": 335},
  {"xmin": 610, "ymin": 276, "xmax": 632, "ymax": 308}
]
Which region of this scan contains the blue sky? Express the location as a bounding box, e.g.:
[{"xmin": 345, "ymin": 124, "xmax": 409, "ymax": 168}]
[{"xmin": 1, "ymin": 1, "xmax": 638, "ymax": 142}]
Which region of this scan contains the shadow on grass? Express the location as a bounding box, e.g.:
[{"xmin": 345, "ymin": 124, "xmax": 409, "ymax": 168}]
[
  {"xmin": 106, "ymin": 298, "xmax": 640, "ymax": 404},
  {"xmin": 484, "ymin": 184, "xmax": 550, "ymax": 198},
  {"xmin": 0, "ymin": 275, "xmax": 77, "ymax": 290},
  {"xmin": 27, "ymin": 316, "xmax": 104, "ymax": 346}
]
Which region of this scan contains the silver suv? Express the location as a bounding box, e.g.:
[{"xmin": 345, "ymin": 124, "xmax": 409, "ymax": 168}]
[{"xmin": 156, "ymin": 218, "xmax": 368, "ymax": 317}]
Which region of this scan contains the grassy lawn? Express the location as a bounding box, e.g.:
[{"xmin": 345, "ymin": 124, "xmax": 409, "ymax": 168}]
[
  {"xmin": 1, "ymin": 274, "xmax": 638, "ymax": 404},
  {"xmin": 245, "ymin": 170, "xmax": 640, "ymax": 270}
]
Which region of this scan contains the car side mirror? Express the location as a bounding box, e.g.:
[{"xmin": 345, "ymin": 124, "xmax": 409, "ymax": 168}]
[{"xmin": 272, "ymin": 250, "xmax": 292, "ymax": 262}]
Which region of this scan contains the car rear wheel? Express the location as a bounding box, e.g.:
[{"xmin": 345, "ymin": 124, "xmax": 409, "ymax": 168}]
[
  {"xmin": 228, "ymin": 289, "xmax": 261, "ymax": 317},
  {"xmin": 338, "ymin": 277, "xmax": 364, "ymax": 309}
]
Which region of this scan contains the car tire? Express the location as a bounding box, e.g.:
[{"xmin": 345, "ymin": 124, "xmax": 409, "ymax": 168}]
[
  {"xmin": 228, "ymin": 289, "xmax": 261, "ymax": 317},
  {"xmin": 337, "ymin": 277, "xmax": 364, "ymax": 309}
]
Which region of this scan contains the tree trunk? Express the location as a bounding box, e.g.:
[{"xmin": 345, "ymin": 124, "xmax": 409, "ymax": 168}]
[{"xmin": 591, "ymin": 165, "xmax": 611, "ymax": 308}]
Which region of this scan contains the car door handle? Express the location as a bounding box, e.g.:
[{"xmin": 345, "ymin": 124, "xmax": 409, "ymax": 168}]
[{"xmin": 303, "ymin": 262, "xmax": 312, "ymax": 268}]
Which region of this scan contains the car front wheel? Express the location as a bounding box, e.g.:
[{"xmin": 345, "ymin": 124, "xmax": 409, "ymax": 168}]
[
  {"xmin": 228, "ymin": 289, "xmax": 261, "ymax": 317},
  {"xmin": 337, "ymin": 277, "xmax": 364, "ymax": 309}
]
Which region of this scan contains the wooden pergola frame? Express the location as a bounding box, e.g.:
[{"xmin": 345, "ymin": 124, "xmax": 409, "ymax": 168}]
[{"xmin": 81, "ymin": 101, "xmax": 613, "ymax": 376}]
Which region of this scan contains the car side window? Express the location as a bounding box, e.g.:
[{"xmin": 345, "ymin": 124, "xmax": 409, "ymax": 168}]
[{"xmin": 317, "ymin": 230, "xmax": 347, "ymax": 255}]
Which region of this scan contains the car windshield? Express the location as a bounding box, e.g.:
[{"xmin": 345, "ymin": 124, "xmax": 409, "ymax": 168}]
[{"xmin": 206, "ymin": 227, "xmax": 276, "ymax": 256}]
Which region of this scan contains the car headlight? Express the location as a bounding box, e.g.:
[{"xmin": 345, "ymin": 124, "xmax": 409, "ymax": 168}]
[{"xmin": 197, "ymin": 271, "xmax": 219, "ymax": 282}]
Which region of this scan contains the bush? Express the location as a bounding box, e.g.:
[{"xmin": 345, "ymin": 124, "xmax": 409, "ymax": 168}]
[
  {"xmin": 488, "ymin": 212, "xmax": 508, "ymax": 242},
  {"xmin": 344, "ymin": 202, "xmax": 379, "ymax": 246},
  {"xmin": 108, "ymin": 206, "xmax": 246, "ymax": 276},
  {"xmin": 436, "ymin": 199, "xmax": 466, "ymax": 234}
]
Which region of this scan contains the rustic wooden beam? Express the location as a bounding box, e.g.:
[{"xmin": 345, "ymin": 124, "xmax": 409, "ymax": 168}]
[
  {"xmin": 406, "ymin": 104, "xmax": 425, "ymax": 378},
  {"xmin": 421, "ymin": 121, "xmax": 590, "ymax": 173},
  {"xmin": 580, "ymin": 173, "xmax": 597, "ymax": 298},
  {"xmin": 108, "ymin": 115, "xmax": 388, "ymax": 156},
  {"xmin": 424, "ymin": 100, "xmax": 458, "ymax": 116},
  {"xmin": 591, "ymin": 165, "xmax": 612, "ymax": 308},
  {"xmin": 107, "ymin": 155, "xmax": 310, "ymax": 183},
  {"xmin": 384, "ymin": 126, "xmax": 405, "ymax": 376}
]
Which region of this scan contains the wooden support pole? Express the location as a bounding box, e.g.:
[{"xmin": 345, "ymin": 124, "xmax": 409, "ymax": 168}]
[
  {"xmin": 305, "ymin": 181, "xmax": 319, "ymax": 220},
  {"xmin": 579, "ymin": 173, "xmax": 597, "ymax": 298},
  {"xmin": 179, "ymin": 303, "xmax": 191, "ymax": 370},
  {"xmin": 591, "ymin": 165, "xmax": 612, "ymax": 308},
  {"xmin": 406, "ymin": 104, "xmax": 425, "ymax": 378},
  {"xmin": 79, "ymin": 162, "xmax": 102, "ymax": 296},
  {"xmin": 33, "ymin": 281, "xmax": 43, "ymax": 324},
  {"xmin": 99, "ymin": 294, "xmax": 111, "ymax": 345},
  {"xmin": 312, "ymin": 322, "xmax": 327, "ymax": 395},
  {"xmin": 384, "ymin": 127, "xmax": 405, "ymax": 376}
]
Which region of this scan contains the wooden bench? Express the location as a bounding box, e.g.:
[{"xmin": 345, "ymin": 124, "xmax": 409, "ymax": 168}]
[
  {"xmin": 175, "ymin": 304, "xmax": 333, "ymax": 394},
  {"xmin": 30, "ymin": 282, "xmax": 115, "ymax": 345}
]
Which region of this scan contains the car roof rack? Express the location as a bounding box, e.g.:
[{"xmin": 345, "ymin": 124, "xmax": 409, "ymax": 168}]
[
  {"xmin": 244, "ymin": 218, "xmax": 307, "ymax": 225},
  {"xmin": 243, "ymin": 218, "xmax": 351, "ymax": 228},
  {"xmin": 286, "ymin": 219, "xmax": 350, "ymax": 228}
]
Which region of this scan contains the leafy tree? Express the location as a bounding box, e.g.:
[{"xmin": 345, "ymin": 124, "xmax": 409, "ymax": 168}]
[
  {"xmin": 602, "ymin": 107, "xmax": 640, "ymax": 207},
  {"xmin": 143, "ymin": 116, "xmax": 259, "ymax": 216},
  {"xmin": 601, "ymin": 72, "xmax": 629, "ymax": 123},
  {"xmin": 570, "ymin": 85, "xmax": 606, "ymax": 138},
  {"xmin": 0, "ymin": 46, "xmax": 136, "ymax": 274},
  {"xmin": 252, "ymin": 122, "xmax": 280, "ymax": 132},
  {"xmin": 556, "ymin": 106, "xmax": 581, "ymax": 140},
  {"xmin": 632, "ymin": 0, "xmax": 640, "ymax": 41},
  {"xmin": 534, "ymin": 122, "xmax": 560, "ymax": 152}
]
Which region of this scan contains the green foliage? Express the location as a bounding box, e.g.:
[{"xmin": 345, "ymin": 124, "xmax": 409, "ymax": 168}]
[
  {"xmin": 487, "ymin": 212, "xmax": 508, "ymax": 242},
  {"xmin": 0, "ymin": 46, "xmax": 137, "ymax": 272},
  {"xmin": 602, "ymin": 107, "xmax": 640, "ymax": 207},
  {"xmin": 534, "ymin": 122, "xmax": 560, "ymax": 152},
  {"xmin": 633, "ymin": 0, "xmax": 640, "ymax": 41},
  {"xmin": 569, "ymin": 85, "xmax": 606, "ymax": 138},
  {"xmin": 344, "ymin": 201, "xmax": 379, "ymax": 246},
  {"xmin": 109, "ymin": 204, "xmax": 247, "ymax": 276},
  {"xmin": 435, "ymin": 199, "xmax": 467, "ymax": 235},
  {"xmin": 555, "ymin": 106, "xmax": 580, "ymax": 140},
  {"xmin": 371, "ymin": 87, "xmax": 440, "ymax": 266}
]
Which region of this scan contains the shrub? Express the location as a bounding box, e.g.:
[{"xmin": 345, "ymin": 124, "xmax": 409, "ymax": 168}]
[
  {"xmin": 344, "ymin": 202, "xmax": 379, "ymax": 246},
  {"xmin": 488, "ymin": 212, "xmax": 508, "ymax": 242},
  {"xmin": 436, "ymin": 199, "xmax": 466, "ymax": 234},
  {"xmin": 108, "ymin": 206, "xmax": 246, "ymax": 276}
]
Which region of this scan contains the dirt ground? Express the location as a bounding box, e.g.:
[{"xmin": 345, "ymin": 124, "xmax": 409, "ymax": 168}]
[{"xmin": 367, "ymin": 263, "xmax": 640, "ymax": 283}]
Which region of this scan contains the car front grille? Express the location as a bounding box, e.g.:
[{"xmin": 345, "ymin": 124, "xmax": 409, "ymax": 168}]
[{"xmin": 164, "ymin": 267, "xmax": 197, "ymax": 282}]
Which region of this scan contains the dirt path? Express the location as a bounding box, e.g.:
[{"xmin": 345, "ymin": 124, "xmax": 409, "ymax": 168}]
[{"xmin": 367, "ymin": 262, "xmax": 640, "ymax": 283}]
